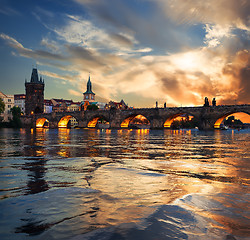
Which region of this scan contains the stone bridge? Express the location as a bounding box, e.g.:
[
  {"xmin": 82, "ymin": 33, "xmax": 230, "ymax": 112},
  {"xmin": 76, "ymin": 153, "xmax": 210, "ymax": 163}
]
[{"xmin": 21, "ymin": 104, "xmax": 250, "ymax": 130}]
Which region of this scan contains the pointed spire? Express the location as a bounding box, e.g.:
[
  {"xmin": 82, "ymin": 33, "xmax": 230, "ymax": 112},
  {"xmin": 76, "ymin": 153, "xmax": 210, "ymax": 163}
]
[
  {"xmin": 84, "ymin": 74, "xmax": 95, "ymax": 95},
  {"xmin": 30, "ymin": 68, "xmax": 39, "ymax": 83},
  {"xmin": 28, "ymin": 68, "xmax": 44, "ymax": 84},
  {"xmin": 87, "ymin": 75, "xmax": 92, "ymax": 92}
]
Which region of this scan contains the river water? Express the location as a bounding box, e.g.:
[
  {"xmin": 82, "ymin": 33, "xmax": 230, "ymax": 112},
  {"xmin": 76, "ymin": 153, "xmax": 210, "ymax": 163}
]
[{"xmin": 0, "ymin": 128, "xmax": 249, "ymax": 240}]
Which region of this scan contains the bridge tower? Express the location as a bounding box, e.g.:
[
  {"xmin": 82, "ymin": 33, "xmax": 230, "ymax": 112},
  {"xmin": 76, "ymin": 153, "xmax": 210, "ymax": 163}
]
[{"xmin": 25, "ymin": 68, "xmax": 45, "ymax": 116}]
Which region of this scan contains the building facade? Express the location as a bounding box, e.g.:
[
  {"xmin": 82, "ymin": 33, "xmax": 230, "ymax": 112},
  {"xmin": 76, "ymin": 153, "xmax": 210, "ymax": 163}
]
[
  {"xmin": 67, "ymin": 103, "xmax": 80, "ymax": 112},
  {"xmin": 105, "ymin": 100, "xmax": 128, "ymax": 110},
  {"xmin": 0, "ymin": 91, "xmax": 14, "ymax": 122},
  {"xmin": 51, "ymin": 99, "xmax": 73, "ymax": 112},
  {"xmin": 25, "ymin": 68, "xmax": 45, "ymax": 116},
  {"xmin": 44, "ymin": 99, "xmax": 53, "ymax": 113},
  {"xmin": 14, "ymin": 94, "xmax": 26, "ymax": 114}
]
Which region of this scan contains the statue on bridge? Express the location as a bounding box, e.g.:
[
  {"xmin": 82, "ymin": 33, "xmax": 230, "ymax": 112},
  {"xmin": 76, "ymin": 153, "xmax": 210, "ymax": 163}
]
[
  {"xmin": 212, "ymin": 98, "xmax": 216, "ymax": 107},
  {"xmin": 204, "ymin": 97, "xmax": 209, "ymax": 107}
]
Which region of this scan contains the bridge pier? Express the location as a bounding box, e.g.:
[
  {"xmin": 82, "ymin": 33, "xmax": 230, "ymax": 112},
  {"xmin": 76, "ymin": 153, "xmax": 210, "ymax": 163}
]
[
  {"xmin": 49, "ymin": 121, "xmax": 58, "ymax": 128},
  {"xmin": 199, "ymin": 108, "xmax": 219, "ymax": 130},
  {"xmin": 199, "ymin": 119, "xmax": 215, "ymax": 130},
  {"xmin": 109, "ymin": 109, "xmax": 122, "ymax": 128},
  {"xmin": 78, "ymin": 120, "xmax": 90, "ymax": 128},
  {"xmin": 20, "ymin": 116, "xmax": 35, "ymax": 128},
  {"xmin": 150, "ymin": 118, "xmax": 164, "ymax": 129}
]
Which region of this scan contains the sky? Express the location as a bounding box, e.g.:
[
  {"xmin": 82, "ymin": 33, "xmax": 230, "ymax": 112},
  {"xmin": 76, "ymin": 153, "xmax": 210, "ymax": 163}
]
[{"xmin": 0, "ymin": 0, "xmax": 249, "ymax": 110}]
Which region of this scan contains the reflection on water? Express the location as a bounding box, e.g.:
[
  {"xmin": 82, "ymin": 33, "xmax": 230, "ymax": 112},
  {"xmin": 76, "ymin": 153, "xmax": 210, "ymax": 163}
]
[{"xmin": 0, "ymin": 128, "xmax": 249, "ymax": 240}]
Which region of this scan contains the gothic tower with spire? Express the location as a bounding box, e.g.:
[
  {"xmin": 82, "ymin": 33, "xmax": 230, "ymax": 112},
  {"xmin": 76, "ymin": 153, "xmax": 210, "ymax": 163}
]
[
  {"xmin": 25, "ymin": 68, "xmax": 45, "ymax": 116},
  {"xmin": 83, "ymin": 75, "xmax": 95, "ymax": 102}
]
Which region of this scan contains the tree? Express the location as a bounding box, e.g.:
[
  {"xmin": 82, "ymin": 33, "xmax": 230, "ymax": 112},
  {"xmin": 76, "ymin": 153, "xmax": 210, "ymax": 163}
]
[
  {"xmin": 10, "ymin": 106, "xmax": 22, "ymax": 128},
  {"xmin": 171, "ymin": 116, "xmax": 200, "ymax": 129},
  {"xmin": 0, "ymin": 98, "xmax": 5, "ymax": 114},
  {"xmin": 87, "ymin": 104, "xmax": 99, "ymax": 111}
]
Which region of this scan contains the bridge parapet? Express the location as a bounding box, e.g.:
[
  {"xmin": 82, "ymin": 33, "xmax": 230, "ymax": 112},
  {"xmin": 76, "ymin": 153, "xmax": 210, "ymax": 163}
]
[{"xmin": 21, "ymin": 104, "xmax": 250, "ymax": 130}]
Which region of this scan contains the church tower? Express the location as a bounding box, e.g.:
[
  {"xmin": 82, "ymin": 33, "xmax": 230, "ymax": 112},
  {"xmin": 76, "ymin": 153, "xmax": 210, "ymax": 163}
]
[
  {"xmin": 25, "ymin": 68, "xmax": 45, "ymax": 116},
  {"xmin": 83, "ymin": 75, "xmax": 95, "ymax": 102}
]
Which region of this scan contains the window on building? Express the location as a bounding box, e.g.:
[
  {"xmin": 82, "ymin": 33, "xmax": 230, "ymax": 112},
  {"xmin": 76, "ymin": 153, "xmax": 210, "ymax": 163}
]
[
  {"xmin": 8, "ymin": 105, "xmax": 11, "ymax": 108},
  {"xmin": 8, "ymin": 99, "xmax": 11, "ymax": 102}
]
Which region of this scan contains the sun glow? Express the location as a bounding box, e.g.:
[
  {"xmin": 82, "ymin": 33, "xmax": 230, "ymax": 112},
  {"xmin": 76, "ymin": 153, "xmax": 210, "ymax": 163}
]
[
  {"xmin": 121, "ymin": 115, "xmax": 149, "ymax": 128},
  {"xmin": 121, "ymin": 116, "xmax": 135, "ymax": 128},
  {"xmin": 214, "ymin": 112, "xmax": 250, "ymax": 128},
  {"xmin": 88, "ymin": 117, "xmax": 99, "ymax": 128},
  {"xmin": 58, "ymin": 115, "xmax": 73, "ymax": 128},
  {"xmin": 36, "ymin": 118, "xmax": 49, "ymax": 128},
  {"xmin": 171, "ymin": 52, "xmax": 199, "ymax": 70},
  {"xmin": 164, "ymin": 115, "xmax": 193, "ymax": 128}
]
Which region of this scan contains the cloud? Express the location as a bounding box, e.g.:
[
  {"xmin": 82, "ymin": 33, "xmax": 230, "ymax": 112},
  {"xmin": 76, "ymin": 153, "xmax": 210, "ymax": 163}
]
[
  {"xmin": 0, "ymin": 33, "xmax": 65, "ymax": 61},
  {"xmin": 156, "ymin": 0, "xmax": 250, "ymax": 30},
  {"xmin": 66, "ymin": 45, "xmax": 108, "ymax": 72},
  {"xmin": 0, "ymin": 6, "xmax": 20, "ymax": 16},
  {"xmin": 40, "ymin": 70, "xmax": 77, "ymax": 83},
  {"xmin": 1, "ymin": 1, "xmax": 249, "ymax": 107},
  {"xmin": 52, "ymin": 14, "xmax": 138, "ymax": 55},
  {"xmin": 40, "ymin": 37, "xmax": 60, "ymax": 52},
  {"xmin": 204, "ymin": 24, "xmax": 233, "ymax": 48},
  {"xmin": 109, "ymin": 33, "xmax": 134, "ymax": 47},
  {"xmin": 68, "ymin": 89, "xmax": 82, "ymax": 96},
  {"xmin": 220, "ymin": 50, "xmax": 250, "ymax": 104},
  {"xmin": 74, "ymin": 0, "xmax": 196, "ymax": 53}
]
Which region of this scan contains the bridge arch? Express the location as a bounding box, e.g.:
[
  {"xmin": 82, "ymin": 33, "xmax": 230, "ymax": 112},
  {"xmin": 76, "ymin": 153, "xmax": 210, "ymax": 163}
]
[
  {"xmin": 58, "ymin": 115, "xmax": 79, "ymax": 128},
  {"xmin": 164, "ymin": 113, "xmax": 198, "ymax": 128},
  {"xmin": 87, "ymin": 115, "xmax": 110, "ymax": 128},
  {"xmin": 121, "ymin": 114, "xmax": 150, "ymax": 128},
  {"xmin": 36, "ymin": 118, "xmax": 49, "ymax": 128},
  {"xmin": 214, "ymin": 111, "xmax": 250, "ymax": 129}
]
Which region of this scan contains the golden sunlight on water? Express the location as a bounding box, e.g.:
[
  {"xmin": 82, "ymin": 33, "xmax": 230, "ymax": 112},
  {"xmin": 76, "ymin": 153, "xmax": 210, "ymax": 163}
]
[{"xmin": 0, "ymin": 128, "xmax": 249, "ymax": 240}]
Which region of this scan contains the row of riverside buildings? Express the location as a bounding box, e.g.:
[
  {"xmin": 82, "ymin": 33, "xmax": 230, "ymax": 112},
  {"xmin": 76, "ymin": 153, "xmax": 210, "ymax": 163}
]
[{"xmin": 0, "ymin": 68, "xmax": 128, "ymax": 122}]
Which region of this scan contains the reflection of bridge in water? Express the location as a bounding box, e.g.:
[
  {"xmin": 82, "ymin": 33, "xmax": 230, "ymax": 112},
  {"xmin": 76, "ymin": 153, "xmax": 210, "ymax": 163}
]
[{"xmin": 22, "ymin": 105, "xmax": 250, "ymax": 130}]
